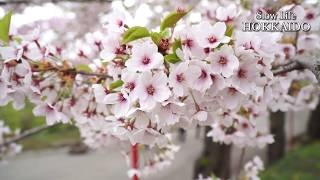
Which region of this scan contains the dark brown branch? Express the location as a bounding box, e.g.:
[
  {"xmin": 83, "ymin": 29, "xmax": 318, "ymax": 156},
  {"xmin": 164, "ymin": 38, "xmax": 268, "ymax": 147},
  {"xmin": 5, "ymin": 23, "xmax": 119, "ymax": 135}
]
[
  {"xmin": 0, "ymin": 0, "xmax": 113, "ymax": 5},
  {"xmin": 0, "ymin": 124, "xmax": 58, "ymax": 148},
  {"xmin": 74, "ymin": 70, "xmax": 113, "ymax": 79},
  {"xmin": 272, "ymin": 61, "xmax": 303, "ymax": 76},
  {"xmin": 32, "ymin": 67, "xmax": 113, "ymax": 79},
  {"xmin": 273, "ymin": 51, "xmax": 320, "ymax": 82}
]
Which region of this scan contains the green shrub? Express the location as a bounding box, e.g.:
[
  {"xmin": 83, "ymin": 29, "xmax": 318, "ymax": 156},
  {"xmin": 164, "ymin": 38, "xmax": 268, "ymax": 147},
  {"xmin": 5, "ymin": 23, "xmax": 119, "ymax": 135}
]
[{"xmin": 261, "ymin": 142, "xmax": 320, "ymax": 180}]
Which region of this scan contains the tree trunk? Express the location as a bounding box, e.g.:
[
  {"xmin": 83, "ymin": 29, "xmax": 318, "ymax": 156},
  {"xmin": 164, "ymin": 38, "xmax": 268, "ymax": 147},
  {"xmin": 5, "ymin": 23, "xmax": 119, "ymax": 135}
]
[
  {"xmin": 267, "ymin": 111, "xmax": 285, "ymax": 166},
  {"xmin": 307, "ymin": 103, "xmax": 320, "ymax": 140},
  {"xmin": 193, "ymin": 126, "xmax": 231, "ymax": 179}
]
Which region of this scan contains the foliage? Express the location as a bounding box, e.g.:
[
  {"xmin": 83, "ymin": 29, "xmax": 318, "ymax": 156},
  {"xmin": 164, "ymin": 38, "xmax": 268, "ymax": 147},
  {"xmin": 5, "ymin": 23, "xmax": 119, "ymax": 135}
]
[
  {"xmin": 261, "ymin": 142, "xmax": 320, "ymax": 180},
  {"xmin": 0, "ymin": 103, "xmax": 79, "ymax": 150},
  {"xmin": 0, "ymin": 102, "xmax": 45, "ymax": 130},
  {"xmin": 122, "ymin": 26, "xmax": 150, "ymax": 44},
  {"xmin": 0, "ymin": 0, "xmax": 320, "ymax": 178},
  {"xmin": 160, "ymin": 8, "xmax": 190, "ymax": 31},
  {"xmin": 0, "ymin": 11, "xmax": 12, "ymax": 43}
]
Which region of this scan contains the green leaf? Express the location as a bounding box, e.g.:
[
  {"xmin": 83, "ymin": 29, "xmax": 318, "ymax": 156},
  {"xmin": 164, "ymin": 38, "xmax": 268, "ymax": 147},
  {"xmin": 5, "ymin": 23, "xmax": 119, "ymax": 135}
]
[
  {"xmin": 240, "ymin": 0, "xmax": 252, "ymax": 10},
  {"xmin": 160, "ymin": 9, "xmax": 191, "ymax": 31},
  {"xmin": 160, "ymin": 28, "xmax": 171, "ymax": 38},
  {"xmin": 109, "ymin": 80, "xmax": 124, "ymax": 91},
  {"xmin": 122, "ymin": 26, "xmax": 150, "ymax": 44},
  {"xmin": 297, "ymin": 80, "xmax": 310, "ymax": 89},
  {"xmin": 164, "ymin": 53, "xmax": 181, "ymax": 64},
  {"xmin": 225, "ymin": 25, "xmax": 234, "ymax": 37},
  {"xmin": 150, "ymin": 32, "xmax": 162, "ymax": 45},
  {"xmin": 59, "ymin": 88, "xmax": 72, "ymax": 98},
  {"xmin": 13, "ymin": 36, "xmax": 22, "ymax": 44},
  {"xmin": 163, "ymin": 39, "xmax": 182, "ymax": 64},
  {"xmin": 0, "ymin": 11, "xmax": 13, "ymax": 43},
  {"xmin": 211, "ymin": 174, "xmax": 218, "ymax": 180},
  {"xmin": 172, "ymin": 39, "xmax": 182, "ymax": 54},
  {"xmin": 75, "ymin": 64, "xmax": 93, "ymax": 73}
]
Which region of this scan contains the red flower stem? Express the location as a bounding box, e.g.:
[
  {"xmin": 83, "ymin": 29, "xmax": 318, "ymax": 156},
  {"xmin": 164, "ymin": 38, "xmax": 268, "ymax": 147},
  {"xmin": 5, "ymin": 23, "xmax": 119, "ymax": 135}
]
[{"xmin": 131, "ymin": 144, "xmax": 139, "ymax": 180}]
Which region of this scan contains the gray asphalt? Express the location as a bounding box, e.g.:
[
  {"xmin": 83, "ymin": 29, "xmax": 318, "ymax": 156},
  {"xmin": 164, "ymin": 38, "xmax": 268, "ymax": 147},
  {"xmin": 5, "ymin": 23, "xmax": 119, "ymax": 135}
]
[
  {"xmin": 0, "ymin": 111, "xmax": 309, "ymax": 180},
  {"xmin": 0, "ymin": 131, "xmax": 203, "ymax": 180}
]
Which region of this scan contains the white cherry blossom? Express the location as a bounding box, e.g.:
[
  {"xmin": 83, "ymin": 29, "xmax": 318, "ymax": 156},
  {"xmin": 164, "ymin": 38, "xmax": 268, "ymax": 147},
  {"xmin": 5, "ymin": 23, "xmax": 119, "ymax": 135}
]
[
  {"xmin": 185, "ymin": 60, "xmax": 212, "ymax": 92},
  {"xmin": 209, "ymin": 44, "xmax": 239, "ymax": 78},
  {"xmin": 0, "ymin": 2, "xmax": 319, "ymax": 178},
  {"xmin": 176, "ymin": 26, "xmax": 206, "ymax": 59},
  {"xmin": 169, "ymin": 62, "xmax": 189, "ymax": 96},
  {"xmin": 33, "ymin": 102, "xmax": 68, "ymax": 125},
  {"xmin": 125, "ymin": 40, "xmax": 164, "ymax": 72},
  {"xmin": 196, "ymin": 21, "xmax": 230, "ymax": 49},
  {"xmin": 100, "ymin": 33, "xmax": 126, "ymax": 61},
  {"xmin": 216, "ymin": 4, "xmax": 238, "ymax": 23},
  {"xmin": 135, "ymin": 72, "xmax": 171, "ymax": 111},
  {"xmin": 231, "ymin": 59, "xmax": 259, "ymax": 94},
  {"xmin": 103, "ymin": 92, "xmax": 133, "ymax": 118},
  {"xmin": 297, "ymin": 34, "xmax": 320, "ymax": 52}
]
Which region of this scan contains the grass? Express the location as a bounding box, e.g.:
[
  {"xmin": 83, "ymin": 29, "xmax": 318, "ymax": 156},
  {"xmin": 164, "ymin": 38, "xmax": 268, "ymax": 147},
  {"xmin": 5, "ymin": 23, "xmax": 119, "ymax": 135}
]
[
  {"xmin": 261, "ymin": 142, "xmax": 320, "ymax": 180},
  {"xmin": 0, "ymin": 101, "xmax": 45, "ymax": 130},
  {"xmin": 21, "ymin": 124, "xmax": 80, "ymax": 150},
  {"xmin": 0, "ymin": 102, "xmax": 80, "ymax": 150}
]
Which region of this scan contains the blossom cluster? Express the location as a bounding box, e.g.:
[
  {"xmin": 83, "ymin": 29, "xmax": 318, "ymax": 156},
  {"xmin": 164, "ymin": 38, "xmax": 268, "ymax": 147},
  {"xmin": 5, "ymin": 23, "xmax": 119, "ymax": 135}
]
[
  {"xmin": 127, "ymin": 140, "xmax": 180, "ymax": 179},
  {"xmin": 0, "ymin": 120, "xmax": 22, "ymax": 162},
  {"xmin": 243, "ymin": 156, "xmax": 264, "ymax": 180},
  {"xmin": 0, "ymin": 0, "xmax": 319, "ymax": 177},
  {"xmin": 197, "ymin": 156, "xmax": 264, "ymax": 180}
]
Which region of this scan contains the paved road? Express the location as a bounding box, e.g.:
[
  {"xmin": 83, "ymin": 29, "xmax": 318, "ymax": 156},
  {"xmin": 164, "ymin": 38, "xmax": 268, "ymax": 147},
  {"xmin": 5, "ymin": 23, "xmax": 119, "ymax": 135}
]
[
  {"xmin": 0, "ymin": 111, "xmax": 309, "ymax": 180},
  {"xmin": 0, "ymin": 132, "xmax": 203, "ymax": 180}
]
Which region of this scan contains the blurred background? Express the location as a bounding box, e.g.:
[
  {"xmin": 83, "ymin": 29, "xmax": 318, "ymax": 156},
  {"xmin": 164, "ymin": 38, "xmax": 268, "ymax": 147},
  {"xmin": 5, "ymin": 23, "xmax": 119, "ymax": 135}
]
[{"xmin": 0, "ymin": 0, "xmax": 320, "ymax": 180}]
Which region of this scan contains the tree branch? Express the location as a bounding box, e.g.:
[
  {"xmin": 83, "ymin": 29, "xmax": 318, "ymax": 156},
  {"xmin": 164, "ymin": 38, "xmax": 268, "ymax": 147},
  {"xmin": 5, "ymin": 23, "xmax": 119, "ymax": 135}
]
[
  {"xmin": 272, "ymin": 61, "xmax": 303, "ymax": 76},
  {"xmin": 0, "ymin": 0, "xmax": 113, "ymax": 5},
  {"xmin": 294, "ymin": 51, "xmax": 320, "ymax": 82},
  {"xmin": 0, "ymin": 124, "xmax": 58, "ymax": 148},
  {"xmin": 273, "ymin": 50, "xmax": 320, "ymax": 82},
  {"xmin": 74, "ymin": 70, "xmax": 113, "ymax": 79},
  {"xmin": 32, "ymin": 67, "xmax": 113, "ymax": 79}
]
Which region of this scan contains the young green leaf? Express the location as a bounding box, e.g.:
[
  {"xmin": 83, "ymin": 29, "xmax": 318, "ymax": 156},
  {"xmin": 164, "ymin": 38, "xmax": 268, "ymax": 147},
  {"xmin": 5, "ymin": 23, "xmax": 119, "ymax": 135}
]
[
  {"xmin": 122, "ymin": 26, "xmax": 150, "ymax": 44},
  {"xmin": 164, "ymin": 53, "xmax": 181, "ymax": 64},
  {"xmin": 240, "ymin": 0, "xmax": 252, "ymax": 10},
  {"xmin": 109, "ymin": 80, "xmax": 124, "ymax": 91},
  {"xmin": 0, "ymin": 11, "xmax": 13, "ymax": 43},
  {"xmin": 75, "ymin": 64, "xmax": 93, "ymax": 73},
  {"xmin": 160, "ymin": 28, "xmax": 171, "ymax": 38},
  {"xmin": 172, "ymin": 39, "xmax": 182, "ymax": 54},
  {"xmin": 160, "ymin": 9, "xmax": 191, "ymax": 31},
  {"xmin": 150, "ymin": 32, "xmax": 162, "ymax": 45},
  {"xmin": 225, "ymin": 25, "xmax": 234, "ymax": 37}
]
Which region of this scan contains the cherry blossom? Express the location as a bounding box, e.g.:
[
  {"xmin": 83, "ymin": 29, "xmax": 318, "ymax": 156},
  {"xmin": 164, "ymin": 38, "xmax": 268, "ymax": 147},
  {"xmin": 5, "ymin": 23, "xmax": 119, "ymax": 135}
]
[
  {"xmin": 185, "ymin": 60, "xmax": 212, "ymax": 92},
  {"xmin": 125, "ymin": 40, "xmax": 164, "ymax": 72},
  {"xmin": 0, "ymin": 46, "xmax": 23, "ymax": 62},
  {"xmin": 216, "ymin": 4, "xmax": 238, "ymax": 23},
  {"xmin": 175, "ymin": 27, "xmax": 206, "ymax": 59},
  {"xmin": 135, "ymin": 72, "xmax": 171, "ymax": 111},
  {"xmin": 219, "ymin": 87, "xmax": 245, "ymax": 110},
  {"xmin": 297, "ymin": 34, "xmax": 320, "ymax": 52},
  {"xmin": 104, "ymin": 92, "xmax": 133, "ymax": 118},
  {"xmin": 231, "ymin": 59, "xmax": 259, "ymax": 94},
  {"xmin": 0, "ymin": 120, "xmax": 22, "ymax": 162},
  {"xmin": 0, "ymin": 77, "xmax": 9, "ymax": 99},
  {"xmin": 33, "ymin": 102, "xmax": 68, "ymax": 125},
  {"xmin": 196, "ymin": 21, "xmax": 230, "ymax": 49},
  {"xmin": 169, "ymin": 62, "xmax": 190, "ymax": 96},
  {"xmin": 100, "ymin": 33, "xmax": 126, "ymax": 61},
  {"xmin": 0, "ymin": 1, "xmax": 319, "ymax": 179},
  {"xmin": 209, "ymin": 45, "xmax": 239, "ymax": 78},
  {"xmin": 244, "ymin": 156, "xmax": 264, "ymax": 180},
  {"xmin": 103, "ymin": 8, "xmax": 131, "ymax": 33}
]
